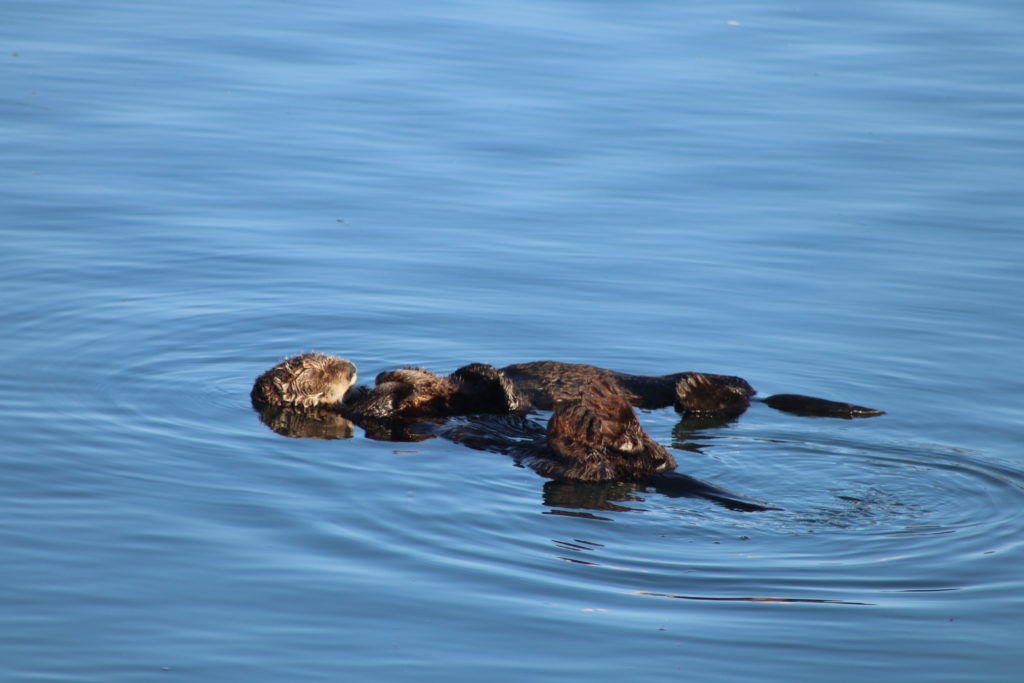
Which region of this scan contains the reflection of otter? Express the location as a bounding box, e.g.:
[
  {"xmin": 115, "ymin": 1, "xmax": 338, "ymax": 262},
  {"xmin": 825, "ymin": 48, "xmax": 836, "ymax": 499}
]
[{"xmin": 258, "ymin": 406, "xmax": 356, "ymax": 440}]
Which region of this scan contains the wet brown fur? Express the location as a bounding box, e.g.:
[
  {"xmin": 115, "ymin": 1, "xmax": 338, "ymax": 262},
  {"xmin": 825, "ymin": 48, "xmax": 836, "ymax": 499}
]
[
  {"xmin": 535, "ymin": 377, "xmax": 678, "ymax": 482},
  {"xmin": 251, "ymin": 355, "xmax": 677, "ymax": 482},
  {"xmin": 250, "ymin": 353, "xmax": 875, "ymax": 508},
  {"xmin": 345, "ymin": 367, "xmax": 459, "ymax": 419},
  {"xmin": 343, "ymin": 363, "xmax": 526, "ymax": 420},
  {"xmin": 252, "ymin": 355, "xmax": 880, "ymax": 420},
  {"xmin": 500, "ymin": 361, "xmax": 756, "ymax": 415}
]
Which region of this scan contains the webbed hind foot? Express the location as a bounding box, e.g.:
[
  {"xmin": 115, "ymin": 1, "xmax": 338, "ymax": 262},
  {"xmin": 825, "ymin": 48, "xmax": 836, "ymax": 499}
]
[{"xmin": 762, "ymin": 394, "xmax": 884, "ymax": 418}]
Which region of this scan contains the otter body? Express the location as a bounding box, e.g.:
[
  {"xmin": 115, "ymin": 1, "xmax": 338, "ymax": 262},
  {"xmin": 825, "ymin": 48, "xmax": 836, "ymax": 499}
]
[
  {"xmin": 500, "ymin": 361, "xmax": 757, "ymax": 415},
  {"xmin": 500, "ymin": 361, "xmax": 883, "ymax": 418}
]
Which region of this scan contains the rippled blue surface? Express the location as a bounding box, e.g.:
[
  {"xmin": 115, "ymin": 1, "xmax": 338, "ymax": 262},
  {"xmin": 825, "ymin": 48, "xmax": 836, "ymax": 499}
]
[{"xmin": 3, "ymin": 1, "xmax": 1023, "ymax": 680}]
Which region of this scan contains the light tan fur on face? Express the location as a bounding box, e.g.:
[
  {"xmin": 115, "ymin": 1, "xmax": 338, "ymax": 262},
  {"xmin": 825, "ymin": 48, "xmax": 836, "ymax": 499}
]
[{"xmin": 251, "ymin": 353, "xmax": 357, "ymax": 409}]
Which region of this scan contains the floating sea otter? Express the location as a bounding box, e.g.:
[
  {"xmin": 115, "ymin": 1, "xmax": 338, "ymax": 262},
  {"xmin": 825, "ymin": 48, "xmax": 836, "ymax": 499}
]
[
  {"xmin": 251, "ymin": 353, "xmax": 883, "ymax": 419},
  {"xmin": 251, "ymin": 353, "xmax": 527, "ymax": 441},
  {"xmin": 251, "ymin": 353, "xmax": 883, "ymax": 510}
]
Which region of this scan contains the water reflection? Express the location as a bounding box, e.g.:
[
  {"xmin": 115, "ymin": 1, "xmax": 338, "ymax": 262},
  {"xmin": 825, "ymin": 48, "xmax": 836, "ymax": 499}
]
[
  {"xmin": 671, "ymin": 412, "xmax": 745, "ymax": 453},
  {"xmin": 256, "ymin": 405, "xmax": 356, "ymax": 440},
  {"xmin": 540, "ymin": 480, "xmax": 648, "ymax": 513},
  {"xmin": 254, "ymin": 403, "xmax": 436, "ymax": 442},
  {"xmin": 254, "ymin": 405, "xmax": 774, "ymax": 512}
]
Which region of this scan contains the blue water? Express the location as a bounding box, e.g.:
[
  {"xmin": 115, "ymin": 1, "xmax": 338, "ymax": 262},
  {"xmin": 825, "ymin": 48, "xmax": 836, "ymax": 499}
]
[{"xmin": 3, "ymin": 1, "xmax": 1023, "ymax": 680}]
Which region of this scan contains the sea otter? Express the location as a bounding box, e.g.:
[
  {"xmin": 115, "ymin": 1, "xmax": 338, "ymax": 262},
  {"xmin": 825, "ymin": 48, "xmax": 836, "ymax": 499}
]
[
  {"xmin": 251, "ymin": 356, "xmax": 774, "ymax": 510},
  {"xmin": 251, "ymin": 353, "xmax": 523, "ymax": 427},
  {"xmin": 252, "ymin": 353, "xmax": 883, "ymax": 419}
]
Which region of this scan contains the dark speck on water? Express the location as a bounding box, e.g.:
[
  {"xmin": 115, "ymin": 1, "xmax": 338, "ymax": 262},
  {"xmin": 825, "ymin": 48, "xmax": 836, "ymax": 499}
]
[{"xmin": 2, "ymin": 1, "xmax": 1023, "ymax": 681}]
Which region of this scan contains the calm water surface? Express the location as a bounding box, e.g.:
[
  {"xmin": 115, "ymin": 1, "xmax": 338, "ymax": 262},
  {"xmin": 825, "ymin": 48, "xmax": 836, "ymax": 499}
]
[{"xmin": 3, "ymin": 1, "xmax": 1023, "ymax": 681}]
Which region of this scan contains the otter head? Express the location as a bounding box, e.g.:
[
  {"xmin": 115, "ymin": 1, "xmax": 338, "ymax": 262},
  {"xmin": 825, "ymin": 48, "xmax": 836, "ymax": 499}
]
[
  {"xmin": 544, "ymin": 377, "xmax": 677, "ymax": 482},
  {"xmin": 251, "ymin": 352, "xmax": 358, "ymax": 410}
]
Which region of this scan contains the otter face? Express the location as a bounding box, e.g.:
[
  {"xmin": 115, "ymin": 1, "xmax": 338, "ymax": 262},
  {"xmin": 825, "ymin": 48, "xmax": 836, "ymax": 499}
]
[
  {"xmin": 252, "ymin": 353, "xmax": 358, "ymax": 409},
  {"xmin": 321, "ymin": 360, "xmax": 357, "ymax": 404}
]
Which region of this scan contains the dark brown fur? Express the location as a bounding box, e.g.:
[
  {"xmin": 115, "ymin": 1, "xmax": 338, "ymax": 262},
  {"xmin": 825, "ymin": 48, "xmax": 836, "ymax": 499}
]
[
  {"xmin": 500, "ymin": 361, "xmax": 756, "ymax": 415},
  {"xmin": 342, "ymin": 363, "xmax": 524, "ymax": 420},
  {"xmin": 251, "ymin": 355, "xmax": 522, "ymax": 421},
  {"xmin": 499, "ymin": 361, "xmax": 882, "ymax": 418},
  {"xmin": 253, "ymin": 355, "xmax": 882, "ymax": 420},
  {"xmin": 534, "ymin": 377, "xmax": 677, "ymax": 481},
  {"xmin": 346, "ymin": 367, "xmax": 458, "ymax": 418},
  {"xmin": 433, "ymin": 377, "xmax": 773, "ymax": 509}
]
